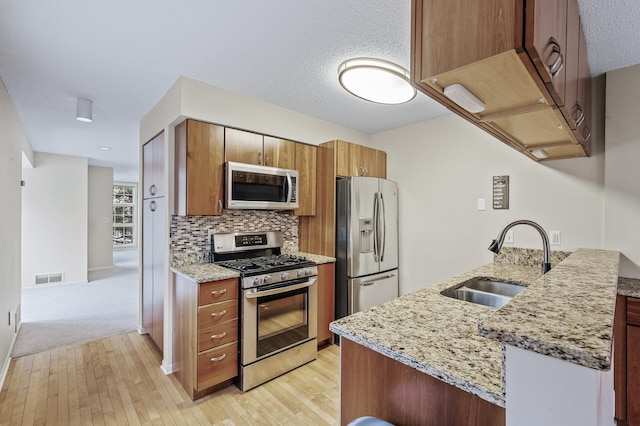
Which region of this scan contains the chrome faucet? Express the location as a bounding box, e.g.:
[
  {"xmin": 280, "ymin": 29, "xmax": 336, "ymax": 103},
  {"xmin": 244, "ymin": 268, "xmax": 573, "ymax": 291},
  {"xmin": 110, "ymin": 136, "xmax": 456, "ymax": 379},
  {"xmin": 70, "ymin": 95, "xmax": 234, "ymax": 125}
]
[{"xmin": 488, "ymin": 220, "xmax": 551, "ymax": 274}]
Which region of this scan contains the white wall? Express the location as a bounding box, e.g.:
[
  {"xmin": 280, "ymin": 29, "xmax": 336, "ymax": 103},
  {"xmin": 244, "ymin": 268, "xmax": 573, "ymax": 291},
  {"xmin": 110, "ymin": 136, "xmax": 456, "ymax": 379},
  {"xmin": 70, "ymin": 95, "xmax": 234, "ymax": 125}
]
[
  {"xmin": 22, "ymin": 153, "xmax": 88, "ymax": 287},
  {"xmin": 0, "ymin": 78, "xmax": 28, "ymax": 386},
  {"xmin": 88, "ymin": 166, "xmax": 114, "ymax": 271},
  {"xmin": 605, "ymin": 64, "xmax": 640, "ymax": 279},
  {"xmin": 371, "ymin": 107, "xmax": 605, "ymax": 295}
]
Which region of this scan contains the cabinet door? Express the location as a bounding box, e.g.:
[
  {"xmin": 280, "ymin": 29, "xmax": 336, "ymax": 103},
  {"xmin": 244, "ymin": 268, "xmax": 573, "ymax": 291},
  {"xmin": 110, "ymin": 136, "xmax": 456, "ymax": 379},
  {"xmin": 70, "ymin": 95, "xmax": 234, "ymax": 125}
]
[
  {"xmin": 317, "ymin": 263, "xmax": 335, "ymax": 345},
  {"xmin": 615, "ymin": 295, "xmax": 628, "ymax": 422},
  {"xmin": 142, "ymin": 199, "xmax": 154, "ymax": 332},
  {"xmin": 525, "ymin": 0, "xmax": 568, "ymax": 106},
  {"xmin": 142, "ymin": 132, "xmax": 165, "ymax": 198},
  {"xmin": 628, "ymin": 325, "xmax": 640, "ymax": 424},
  {"xmin": 562, "ymin": 0, "xmax": 580, "ymax": 129},
  {"xmin": 181, "ymin": 120, "xmax": 224, "ymax": 215},
  {"xmin": 294, "ymin": 143, "xmax": 317, "ymax": 216},
  {"xmin": 369, "ymin": 149, "xmax": 387, "ymax": 179},
  {"xmin": 263, "ymin": 136, "xmax": 295, "ymax": 169},
  {"xmin": 151, "ymin": 197, "xmax": 166, "ymax": 350},
  {"xmin": 574, "ymin": 25, "xmax": 591, "ymax": 152},
  {"xmin": 143, "ymin": 197, "xmax": 165, "ymax": 350},
  {"xmin": 225, "ymin": 128, "xmax": 264, "ymax": 165},
  {"xmin": 335, "ymin": 140, "xmax": 351, "ymax": 177}
]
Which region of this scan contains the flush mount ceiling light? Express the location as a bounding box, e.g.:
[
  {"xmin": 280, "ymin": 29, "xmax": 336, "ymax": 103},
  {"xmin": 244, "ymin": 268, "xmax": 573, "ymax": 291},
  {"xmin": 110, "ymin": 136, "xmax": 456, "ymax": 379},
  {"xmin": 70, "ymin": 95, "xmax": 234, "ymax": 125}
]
[
  {"xmin": 76, "ymin": 98, "xmax": 93, "ymax": 122},
  {"xmin": 98, "ymin": 146, "xmax": 111, "ymax": 151},
  {"xmin": 338, "ymin": 58, "xmax": 417, "ymax": 104}
]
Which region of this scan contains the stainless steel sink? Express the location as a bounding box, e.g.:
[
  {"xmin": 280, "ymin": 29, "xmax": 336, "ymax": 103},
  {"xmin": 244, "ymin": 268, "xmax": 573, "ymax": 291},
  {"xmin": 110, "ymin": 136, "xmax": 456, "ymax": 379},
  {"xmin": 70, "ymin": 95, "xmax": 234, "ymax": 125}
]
[{"xmin": 441, "ymin": 278, "xmax": 526, "ymax": 308}]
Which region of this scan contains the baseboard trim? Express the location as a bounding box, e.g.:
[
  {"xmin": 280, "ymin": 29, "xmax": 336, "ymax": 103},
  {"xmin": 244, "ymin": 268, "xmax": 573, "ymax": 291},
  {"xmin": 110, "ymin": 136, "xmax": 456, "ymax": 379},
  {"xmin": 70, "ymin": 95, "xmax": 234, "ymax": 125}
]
[
  {"xmin": 0, "ymin": 323, "xmax": 20, "ymax": 393},
  {"xmin": 88, "ymin": 265, "xmax": 113, "ymax": 272},
  {"xmin": 161, "ymin": 361, "xmax": 175, "ymax": 375},
  {"xmin": 137, "ymin": 327, "xmax": 148, "ymax": 335}
]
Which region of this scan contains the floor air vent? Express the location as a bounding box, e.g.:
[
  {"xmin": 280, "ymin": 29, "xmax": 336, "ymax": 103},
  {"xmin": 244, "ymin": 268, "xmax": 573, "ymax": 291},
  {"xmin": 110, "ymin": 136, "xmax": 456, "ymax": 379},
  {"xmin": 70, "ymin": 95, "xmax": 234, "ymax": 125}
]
[{"xmin": 35, "ymin": 273, "xmax": 64, "ymax": 285}]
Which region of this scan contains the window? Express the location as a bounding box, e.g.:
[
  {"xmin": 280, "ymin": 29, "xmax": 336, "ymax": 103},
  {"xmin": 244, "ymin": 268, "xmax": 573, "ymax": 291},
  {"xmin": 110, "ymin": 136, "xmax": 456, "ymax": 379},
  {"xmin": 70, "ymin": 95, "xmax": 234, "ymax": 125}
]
[{"xmin": 113, "ymin": 183, "xmax": 136, "ymax": 248}]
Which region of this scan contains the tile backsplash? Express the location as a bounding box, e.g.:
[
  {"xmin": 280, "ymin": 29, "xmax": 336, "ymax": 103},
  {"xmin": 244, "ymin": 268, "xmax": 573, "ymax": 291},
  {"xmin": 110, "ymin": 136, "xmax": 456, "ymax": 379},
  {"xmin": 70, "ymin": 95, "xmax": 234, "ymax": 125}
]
[{"xmin": 170, "ymin": 210, "xmax": 299, "ymax": 266}]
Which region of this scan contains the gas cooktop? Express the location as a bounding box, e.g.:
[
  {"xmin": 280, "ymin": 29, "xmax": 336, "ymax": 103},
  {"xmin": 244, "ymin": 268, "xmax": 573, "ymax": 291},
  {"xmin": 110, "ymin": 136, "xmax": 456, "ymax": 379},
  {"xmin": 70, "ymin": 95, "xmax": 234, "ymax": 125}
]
[{"xmin": 216, "ymin": 254, "xmax": 316, "ymax": 276}]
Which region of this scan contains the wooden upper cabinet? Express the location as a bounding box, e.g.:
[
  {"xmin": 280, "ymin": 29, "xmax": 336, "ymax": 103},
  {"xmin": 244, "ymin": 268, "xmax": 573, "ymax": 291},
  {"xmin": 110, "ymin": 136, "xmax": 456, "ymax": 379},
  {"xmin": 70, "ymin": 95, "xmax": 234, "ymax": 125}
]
[
  {"xmin": 335, "ymin": 140, "xmax": 387, "ymax": 178},
  {"xmin": 574, "ymin": 25, "xmax": 592, "ymax": 152},
  {"xmin": 412, "ymin": 0, "xmax": 591, "ymax": 161},
  {"xmin": 294, "ymin": 143, "xmax": 317, "ymax": 216},
  {"xmin": 142, "ymin": 132, "xmax": 165, "ymax": 199},
  {"xmin": 224, "ymin": 128, "xmax": 263, "ymax": 165},
  {"xmin": 225, "ymin": 129, "xmax": 295, "ymax": 169},
  {"xmin": 525, "ymin": 0, "xmax": 568, "ymax": 106},
  {"xmin": 263, "ymin": 136, "xmax": 295, "ymax": 169},
  {"xmin": 175, "ymin": 119, "xmax": 225, "ymax": 216},
  {"xmin": 416, "ymin": 0, "xmax": 520, "ymax": 78}
]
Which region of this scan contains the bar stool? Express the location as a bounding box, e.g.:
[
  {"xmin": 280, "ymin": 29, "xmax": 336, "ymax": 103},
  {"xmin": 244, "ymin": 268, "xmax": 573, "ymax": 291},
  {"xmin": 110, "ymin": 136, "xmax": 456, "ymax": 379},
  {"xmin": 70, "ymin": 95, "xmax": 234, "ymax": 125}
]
[{"xmin": 347, "ymin": 416, "xmax": 394, "ymax": 426}]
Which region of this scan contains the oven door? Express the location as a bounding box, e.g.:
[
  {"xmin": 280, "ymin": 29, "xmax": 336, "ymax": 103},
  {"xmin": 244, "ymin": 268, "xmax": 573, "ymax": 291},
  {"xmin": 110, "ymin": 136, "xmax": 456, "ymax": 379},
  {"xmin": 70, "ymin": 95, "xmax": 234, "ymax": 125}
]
[{"xmin": 242, "ymin": 277, "xmax": 317, "ymax": 365}]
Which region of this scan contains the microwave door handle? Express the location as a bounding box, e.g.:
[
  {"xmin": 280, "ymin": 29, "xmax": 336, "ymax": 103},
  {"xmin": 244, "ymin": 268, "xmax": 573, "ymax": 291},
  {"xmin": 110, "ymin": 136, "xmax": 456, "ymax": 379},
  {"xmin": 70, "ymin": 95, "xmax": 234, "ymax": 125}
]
[{"xmin": 285, "ymin": 172, "xmax": 293, "ymax": 203}]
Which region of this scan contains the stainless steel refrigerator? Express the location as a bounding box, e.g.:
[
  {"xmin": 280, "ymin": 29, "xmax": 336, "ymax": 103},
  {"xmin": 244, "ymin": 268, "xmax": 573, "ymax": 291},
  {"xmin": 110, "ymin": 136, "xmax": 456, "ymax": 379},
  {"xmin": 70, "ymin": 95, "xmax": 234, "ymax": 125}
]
[{"xmin": 335, "ymin": 176, "xmax": 399, "ymax": 321}]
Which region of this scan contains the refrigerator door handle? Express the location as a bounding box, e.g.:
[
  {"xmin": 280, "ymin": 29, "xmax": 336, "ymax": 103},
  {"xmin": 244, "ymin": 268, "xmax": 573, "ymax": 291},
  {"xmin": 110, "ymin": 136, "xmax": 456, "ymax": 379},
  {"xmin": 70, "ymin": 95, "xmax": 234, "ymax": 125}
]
[
  {"xmin": 373, "ymin": 193, "xmax": 380, "ymax": 262},
  {"xmin": 379, "ymin": 193, "xmax": 386, "ymax": 262},
  {"xmin": 360, "ymin": 273, "xmax": 396, "ymax": 286}
]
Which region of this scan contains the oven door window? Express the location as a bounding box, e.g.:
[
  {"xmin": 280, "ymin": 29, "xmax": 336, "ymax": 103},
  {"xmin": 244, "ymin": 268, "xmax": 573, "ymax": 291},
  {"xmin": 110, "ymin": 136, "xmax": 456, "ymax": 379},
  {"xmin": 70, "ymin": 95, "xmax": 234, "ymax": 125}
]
[
  {"xmin": 232, "ymin": 171, "xmax": 287, "ymax": 202},
  {"xmin": 256, "ymin": 286, "xmax": 308, "ymax": 358}
]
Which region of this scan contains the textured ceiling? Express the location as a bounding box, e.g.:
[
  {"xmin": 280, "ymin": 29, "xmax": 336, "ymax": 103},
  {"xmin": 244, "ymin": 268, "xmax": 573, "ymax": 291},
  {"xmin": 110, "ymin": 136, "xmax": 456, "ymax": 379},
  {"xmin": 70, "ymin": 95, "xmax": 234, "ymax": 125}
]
[{"xmin": 0, "ymin": 1, "xmax": 638, "ymax": 181}]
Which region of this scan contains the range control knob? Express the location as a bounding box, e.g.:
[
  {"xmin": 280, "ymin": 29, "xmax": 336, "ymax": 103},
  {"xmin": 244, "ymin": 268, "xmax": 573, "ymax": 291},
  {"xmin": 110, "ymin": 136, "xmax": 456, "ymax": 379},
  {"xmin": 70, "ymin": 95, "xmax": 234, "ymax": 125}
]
[
  {"xmin": 252, "ymin": 277, "xmax": 262, "ymax": 286},
  {"xmin": 281, "ymin": 272, "xmax": 289, "ymax": 280},
  {"xmin": 296, "ymin": 270, "xmax": 304, "ymax": 278},
  {"xmin": 304, "ymin": 268, "xmax": 311, "ymax": 276},
  {"xmin": 263, "ymin": 275, "xmax": 272, "ymax": 284}
]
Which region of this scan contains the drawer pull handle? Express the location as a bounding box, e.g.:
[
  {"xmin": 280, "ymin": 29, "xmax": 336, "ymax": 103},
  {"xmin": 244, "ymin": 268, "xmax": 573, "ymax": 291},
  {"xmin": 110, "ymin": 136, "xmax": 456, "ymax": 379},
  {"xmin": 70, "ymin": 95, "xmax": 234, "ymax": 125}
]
[
  {"xmin": 211, "ymin": 309, "xmax": 227, "ymax": 317},
  {"xmin": 210, "ymin": 331, "xmax": 227, "ymax": 340},
  {"xmin": 211, "ymin": 288, "xmax": 228, "ymax": 296},
  {"xmin": 210, "ymin": 353, "xmax": 227, "ymax": 362},
  {"xmin": 573, "ymin": 103, "xmax": 585, "ymax": 127}
]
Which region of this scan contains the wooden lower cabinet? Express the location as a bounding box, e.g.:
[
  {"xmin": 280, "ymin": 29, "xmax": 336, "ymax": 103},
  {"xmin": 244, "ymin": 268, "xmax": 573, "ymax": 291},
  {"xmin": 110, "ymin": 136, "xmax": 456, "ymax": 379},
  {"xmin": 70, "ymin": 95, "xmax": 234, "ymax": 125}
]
[
  {"xmin": 317, "ymin": 262, "xmax": 335, "ymax": 345},
  {"xmin": 173, "ymin": 274, "xmax": 239, "ymax": 400},
  {"xmin": 615, "ymin": 295, "xmax": 640, "ymax": 425},
  {"xmin": 340, "ymin": 338, "xmax": 505, "ymax": 425}
]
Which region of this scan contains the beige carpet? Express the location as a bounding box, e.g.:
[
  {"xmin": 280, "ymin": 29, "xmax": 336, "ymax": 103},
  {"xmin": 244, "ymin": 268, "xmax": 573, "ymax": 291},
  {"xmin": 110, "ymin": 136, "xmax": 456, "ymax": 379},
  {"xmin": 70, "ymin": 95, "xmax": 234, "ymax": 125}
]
[{"xmin": 11, "ymin": 249, "xmax": 139, "ymax": 357}]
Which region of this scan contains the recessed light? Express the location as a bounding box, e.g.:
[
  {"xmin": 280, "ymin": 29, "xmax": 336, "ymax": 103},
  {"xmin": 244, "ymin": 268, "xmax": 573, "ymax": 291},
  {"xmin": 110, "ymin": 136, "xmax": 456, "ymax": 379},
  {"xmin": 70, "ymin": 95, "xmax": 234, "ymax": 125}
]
[
  {"xmin": 338, "ymin": 57, "xmax": 417, "ymax": 104},
  {"xmin": 98, "ymin": 146, "xmax": 111, "ymax": 151}
]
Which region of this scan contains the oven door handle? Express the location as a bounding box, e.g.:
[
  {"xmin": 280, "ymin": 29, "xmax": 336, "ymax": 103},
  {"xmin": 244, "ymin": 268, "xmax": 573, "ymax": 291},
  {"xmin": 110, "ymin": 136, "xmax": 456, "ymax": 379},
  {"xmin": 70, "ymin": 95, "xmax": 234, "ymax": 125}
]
[{"xmin": 245, "ymin": 277, "xmax": 317, "ymax": 299}]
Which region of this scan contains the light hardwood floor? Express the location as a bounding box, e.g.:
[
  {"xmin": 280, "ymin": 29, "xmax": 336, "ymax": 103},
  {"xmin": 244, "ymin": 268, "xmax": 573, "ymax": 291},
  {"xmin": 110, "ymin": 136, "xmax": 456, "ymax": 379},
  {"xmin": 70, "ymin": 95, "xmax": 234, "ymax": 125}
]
[{"xmin": 0, "ymin": 331, "xmax": 340, "ymax": 425}]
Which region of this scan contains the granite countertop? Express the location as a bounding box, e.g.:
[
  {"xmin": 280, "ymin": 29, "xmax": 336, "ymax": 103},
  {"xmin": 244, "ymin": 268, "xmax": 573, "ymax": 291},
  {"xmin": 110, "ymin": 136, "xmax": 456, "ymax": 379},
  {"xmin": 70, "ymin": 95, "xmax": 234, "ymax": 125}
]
[
  {"xmin": 171, "ymin": 263, "xmax": 240, "ymax": 283},
  {"xmin": 171, "ymin": 251, "xmax": 335, "ymax": 283},
  {"xmin": 618, "ymin": 277, "xmax": 640, "ymax": 298},
  {"xmin": 283, "ymin": 251, "xmax": 336, "ymax": 265},
  {"xmin": 330, "ymin": 248, "xmax": 620, "ymax": 407}
]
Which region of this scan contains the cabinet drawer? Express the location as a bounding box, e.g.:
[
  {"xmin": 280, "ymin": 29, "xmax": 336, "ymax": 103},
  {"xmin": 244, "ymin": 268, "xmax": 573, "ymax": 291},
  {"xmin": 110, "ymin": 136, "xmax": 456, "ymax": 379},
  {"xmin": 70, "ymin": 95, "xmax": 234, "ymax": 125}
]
[
  {"xmin": 197, "ymin": 342, "xmax": 238, "ymax": 391},
  {"xmin": 198, "ymin": 300, "xmax": 239, "ymax": 328},
  {"xmin": 198, "ymin": 321, "xmax": 238, "ymax": 352},
  {"xmin": 627, "ymin": 298, "xmax": 640, "ymax": 326},
  {"xmin": 199, "ymin": 279, "xmax": 238, "ymax": 306}
]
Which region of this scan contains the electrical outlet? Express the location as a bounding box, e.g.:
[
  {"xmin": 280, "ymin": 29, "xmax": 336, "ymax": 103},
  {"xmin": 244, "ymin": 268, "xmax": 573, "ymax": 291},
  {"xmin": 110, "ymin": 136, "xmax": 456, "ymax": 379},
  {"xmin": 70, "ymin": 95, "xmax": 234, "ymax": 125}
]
[
  {"xmin": 550, "ymin": 231, "xmax": 561, "ymax": 246},
  {"xmin": 291, "ymin": 226, "xmax": 298, "ymax": 237},
  {"xmin": 477, "ymin": 198, "xmax": 486, "ymax": 211},
  {"xmin": 505, "ymin": 229, "xmax": 514, "ymax": 244}
]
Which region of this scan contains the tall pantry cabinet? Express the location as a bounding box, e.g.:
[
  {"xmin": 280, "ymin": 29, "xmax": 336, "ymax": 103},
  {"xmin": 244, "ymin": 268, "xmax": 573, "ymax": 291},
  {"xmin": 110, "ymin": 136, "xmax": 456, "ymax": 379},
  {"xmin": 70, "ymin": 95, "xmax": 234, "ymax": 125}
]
[{"xmin": 142, "ymin": 131, "xmax": 167, "ymax": 350}]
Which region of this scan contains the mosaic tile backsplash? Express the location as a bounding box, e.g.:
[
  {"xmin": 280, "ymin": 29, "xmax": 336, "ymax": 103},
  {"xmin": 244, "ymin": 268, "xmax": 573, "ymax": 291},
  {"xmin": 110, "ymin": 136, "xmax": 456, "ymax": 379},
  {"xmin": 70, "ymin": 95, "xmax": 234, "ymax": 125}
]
[{"xmin": 171, "ymin": 210, "xmax": 299, "ymax": 266}]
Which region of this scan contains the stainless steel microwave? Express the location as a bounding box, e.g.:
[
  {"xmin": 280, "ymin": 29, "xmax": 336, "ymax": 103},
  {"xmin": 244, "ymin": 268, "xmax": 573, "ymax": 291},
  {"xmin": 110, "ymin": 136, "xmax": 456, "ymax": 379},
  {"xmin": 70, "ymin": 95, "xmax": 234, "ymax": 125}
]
[{"xmin": 226, "ymin": 161, "xmax": 299, "ymax": 210}]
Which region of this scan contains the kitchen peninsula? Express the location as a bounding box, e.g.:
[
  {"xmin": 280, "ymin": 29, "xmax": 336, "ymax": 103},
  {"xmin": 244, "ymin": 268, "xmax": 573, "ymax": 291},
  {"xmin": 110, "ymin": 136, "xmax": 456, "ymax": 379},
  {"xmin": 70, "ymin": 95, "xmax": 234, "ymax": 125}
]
[{"xmin": 331, "ymin": 248, "xmax": 620, "ymax": 425}]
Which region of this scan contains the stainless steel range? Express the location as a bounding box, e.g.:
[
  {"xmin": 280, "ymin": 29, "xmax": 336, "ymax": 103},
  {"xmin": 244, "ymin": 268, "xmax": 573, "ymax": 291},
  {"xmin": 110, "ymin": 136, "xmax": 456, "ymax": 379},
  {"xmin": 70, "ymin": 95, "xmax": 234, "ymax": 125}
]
[{"xmin": 211, "ymin": 231, "xmax": 318, "ymax": 391}]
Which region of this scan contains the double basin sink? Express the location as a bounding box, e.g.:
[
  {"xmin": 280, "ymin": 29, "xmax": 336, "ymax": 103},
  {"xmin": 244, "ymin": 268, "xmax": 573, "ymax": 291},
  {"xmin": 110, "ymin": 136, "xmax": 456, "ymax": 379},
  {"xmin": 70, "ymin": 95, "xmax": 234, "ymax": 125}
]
[{"xmin": 441, "ymin": 278, "xmax": 526, "ymax": 308}]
